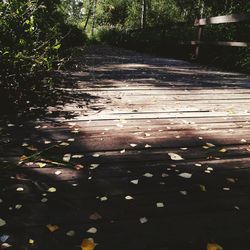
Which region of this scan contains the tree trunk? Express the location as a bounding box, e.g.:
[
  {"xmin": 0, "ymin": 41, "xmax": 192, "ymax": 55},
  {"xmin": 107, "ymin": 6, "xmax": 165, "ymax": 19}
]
[
  {"xmin": 91, "ymin": 0, "xmax": 97, "ymax": 36},
  {"xmin": 199, "ymin": 0, "xmax": 205, "ymax": 18},
  {"xmin": 140, "ymin": 0, "xmax": 146, "ymax": 29},
  {"xmin": 83, "ymin": 0, "xmax": 92, "ymax": 31}
]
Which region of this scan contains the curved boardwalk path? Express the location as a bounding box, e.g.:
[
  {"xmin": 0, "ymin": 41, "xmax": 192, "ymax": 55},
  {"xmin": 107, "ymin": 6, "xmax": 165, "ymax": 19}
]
[{"xmin": 1, "ymin": 45, "xmax": 250, "ymax": 249}]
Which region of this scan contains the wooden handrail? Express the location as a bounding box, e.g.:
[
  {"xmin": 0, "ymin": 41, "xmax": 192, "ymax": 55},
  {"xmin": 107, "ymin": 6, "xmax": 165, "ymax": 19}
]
[
  {"xmin": 189, "ymin": 41, "xmax": 249, "ymax": 47},
  {"xmin": 192, "ymin": 13, "xmax": 250, "ymax": 59},
  {"xmin": 194, "ymin": 13, "xmax": 250, "ymax": 26}
]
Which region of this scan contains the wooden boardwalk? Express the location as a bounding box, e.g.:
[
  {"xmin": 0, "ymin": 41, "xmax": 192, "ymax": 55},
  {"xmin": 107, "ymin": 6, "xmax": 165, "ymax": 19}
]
[{"xmin": 1, "ymin": 45, "xmax": 250, "ymax": 249}]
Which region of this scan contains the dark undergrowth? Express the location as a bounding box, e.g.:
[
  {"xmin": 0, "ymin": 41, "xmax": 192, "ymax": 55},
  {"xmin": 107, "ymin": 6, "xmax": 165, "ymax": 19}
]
[{"xmin": 95, "ymin": 23, "xmax": 250, "ymax": 73}]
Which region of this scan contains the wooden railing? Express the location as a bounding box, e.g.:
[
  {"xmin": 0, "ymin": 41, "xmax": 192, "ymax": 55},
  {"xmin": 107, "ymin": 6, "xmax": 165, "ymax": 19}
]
[{"xmin": 190, "ymin": 13, "xmax": 250, "ymax": 59}]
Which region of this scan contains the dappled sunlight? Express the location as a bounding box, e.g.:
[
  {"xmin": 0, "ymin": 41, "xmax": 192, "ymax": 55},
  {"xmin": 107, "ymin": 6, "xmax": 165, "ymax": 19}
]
[{"xmin": 1, "ymin": 45, "xmax": 250, "ymax": 249}]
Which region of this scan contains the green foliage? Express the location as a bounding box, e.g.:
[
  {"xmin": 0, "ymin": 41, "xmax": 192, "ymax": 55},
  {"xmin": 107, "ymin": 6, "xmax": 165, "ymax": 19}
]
[{"xmin": 0, "ymin": 0, "xmax": 86, "ymax": 112}]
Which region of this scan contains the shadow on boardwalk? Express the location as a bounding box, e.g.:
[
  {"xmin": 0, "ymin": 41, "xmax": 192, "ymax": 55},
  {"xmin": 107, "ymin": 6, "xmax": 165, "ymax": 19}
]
[{"xmin": 1, "ymin": 45, "xmax": 250, "ymax": 250}]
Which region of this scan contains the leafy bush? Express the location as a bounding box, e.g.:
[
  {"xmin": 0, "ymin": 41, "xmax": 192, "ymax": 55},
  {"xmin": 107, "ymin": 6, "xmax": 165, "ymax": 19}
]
[{"xmin": 0, "ymin": 0, "xmax": 87, "ymax": 114}]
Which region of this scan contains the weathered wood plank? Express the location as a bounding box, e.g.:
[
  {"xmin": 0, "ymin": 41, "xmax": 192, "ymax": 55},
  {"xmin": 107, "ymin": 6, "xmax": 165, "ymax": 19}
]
[{"xmin": 194, "ymin": 13, "xmax": 250, "ymax": 26}]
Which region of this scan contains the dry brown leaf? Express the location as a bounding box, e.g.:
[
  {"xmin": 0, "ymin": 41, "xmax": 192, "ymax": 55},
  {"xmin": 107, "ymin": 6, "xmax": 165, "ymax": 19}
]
[
  {"xmin": 226, "ymin": 178, "xmax": 236, "ymax": 183},
  {"xmin": 89, "ymin": 212, "xmax": 102, "ymax": 220},
  {"xmin": 20, "ymin": 155, "xmax": 28, "ymax": 161},
  {"xmin": 46, "ymin": 224, "xmax": 59, "ymax": 232},
  {"xmin": 207, "ymin": 243, "xmax": 223, "ymax": 250},
  {"xmin": 81, "ymin": 239, "xmax": 95, "ymax": 250},
  {"xmin": 219, "ymin": 148, "xmax": 227, "ymax": 153}
]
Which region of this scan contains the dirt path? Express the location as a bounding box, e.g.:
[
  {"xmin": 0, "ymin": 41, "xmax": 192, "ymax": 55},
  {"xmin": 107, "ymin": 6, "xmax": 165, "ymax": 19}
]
[{"xmin": 1, "ymin": 45, "xmax": 250, "ymax": 250}]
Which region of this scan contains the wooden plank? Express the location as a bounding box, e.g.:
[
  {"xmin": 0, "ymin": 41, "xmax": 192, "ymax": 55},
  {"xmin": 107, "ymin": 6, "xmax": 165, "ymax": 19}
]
[
  {"xmin": 194, "ymin": 13, "xmax": 250, "ymax": 26},
  {"xmin": 189, "ymin": 40, "xmax": 249, "ymax": 47}
]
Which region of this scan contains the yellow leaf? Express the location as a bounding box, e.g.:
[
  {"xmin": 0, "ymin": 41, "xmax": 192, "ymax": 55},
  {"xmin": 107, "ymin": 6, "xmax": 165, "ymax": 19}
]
[
  {"xmin": 47, "ymin": 187, "xmax": 57, "ymax": 193},
  {"xmin": 36, "ymin": 162, "xmax": 46, "ymax": 168},
  {"xmin": 29, "ymin": 239, "xmax": 34, "ymax": 245},
  {"xmin": 46, "ymin": 224, "xmax": 59, "ymax": 232},
  {"xmin": 219, "ymin": 148, "xmax": 227, "ymax": 153},
  {"xmin": 81, "ymin": 239, "xmax": 95, "ymax": 250},
  {"xmin": 207, "ymin": 243, "xmax": 223, "ymax": 250}
]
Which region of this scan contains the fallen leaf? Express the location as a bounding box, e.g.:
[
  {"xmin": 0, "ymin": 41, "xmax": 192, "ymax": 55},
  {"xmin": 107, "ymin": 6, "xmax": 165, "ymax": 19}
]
[
  {"xmin": 207, "ymin": 243, "xmax": 223, "ymax": 250},
  {"xmin": 47, "ymin": 187, "xmax": 56, "ymax": 193},
  {"xmin": 20, "ymin": 155, "xmax": 28, "ymax": 161},
  {"xmin": 195, "ymin": 163, "xmax": 202, "ymax": 167},
  {"xmin": 74, "ymin": 164, "xmax": 84, "ymax": 170},
  {"xmin": 168, "ymin": 153, "xmax": 183, "ymax": 161},
  {"xmin": 180, "ymin": 190, "xmax": 187, "ymax": 195},
  {"xmin": 55, "ymin": 170, "xmax": 62, "ymax": 175},
  {"xmin": 180, "ymin": 147, "xmax": 188, "ymax": 151},
  {"xmin": 178, "ymin": 173, "xmax": 192, "ymax": 178},
  {"xmin": 143, "ymin": 173, "xmax": 153, "ymax": 178},
  {"xmin": 27, "ymin": 145, "xmax": 38, "ymax": 151},
  {"xmin": 29, "ymin": 239, "xmax": 34, "ymax": 245},
  {"xmin": 0, "ymin": 218, "xmax": 6, "ymax": 227},
  {"xmin": 100, "ymin": 196, "xmax": 107, "ymax": 201},
  {"xmin": 36, "ymin": 162, "xmax": 46, "ymax": 168},
  {"xmin": 200, "ymin": 185, "xmax": 207, "ymax": 192},
  {"xmin": 162, "ymin": 173, "xmax": 169, "ymax": 178},
  {"xmin": 130, "ymin": 179, "xmax": 139, "ymax": 185},
  {"xmin": 87, "ymin": 227, "xmax": 97, "ymax": 234},
  {"xmin": 63, "ymin": 154, "xmax": 71, "ymax": 162},
  {"xmin": 66, "ymin": 230, "xmax": 75, "ymax": 237},
  {"xmin": 72, "ymin": 154, "xmax": 84, "ymax": 158},
  {"xmin": 47, "ymin": 224, "xmax": 59, "ymax": 232},
  {"xmin": 219, "ymin": 148, "xmax": 227, "ymax": 153},
  {"xmin": 15, "ymin": 204, "xmax": 22, "ymax": 210},
  {"xmin": 41, "ymin": 198, "xmax": 48, "ymax": 203},
  {"xmin": 81, "ymin": 239, "xmax": 95, "ymax": 250},
  {"xmin": 226, "ymin": 178, "xmax": 236, "ymax": 183},
  {"xmin": 1, "ymin": 243, "xmax": 12, "ymax": 248},
  {"xmin": 156, "ymin": 202, "xmax": 164, "ymax": 208},
  {"xmin": 139, "ymin": 217, "xmax": 148, "ymax": 224},
  {"xmin": 89, "ymin": 212, "xmax": 102, "ymax": 220},
  {"xmin": 206, "ymin": 142, "xmax": 215, "ymax": 148},
  {"xmin": 125, "ymin": 195, "xmax": 134, "ymax": 200},
  {"xmin": 90, "ymin": 164, "xmax": 99, "ymax": 170}
]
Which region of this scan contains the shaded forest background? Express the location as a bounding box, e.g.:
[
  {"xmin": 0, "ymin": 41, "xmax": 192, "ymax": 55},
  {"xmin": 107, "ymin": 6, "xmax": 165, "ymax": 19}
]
[{"xmin": 0, "ymin": 0, "xmax": 250, "ymax": 114}]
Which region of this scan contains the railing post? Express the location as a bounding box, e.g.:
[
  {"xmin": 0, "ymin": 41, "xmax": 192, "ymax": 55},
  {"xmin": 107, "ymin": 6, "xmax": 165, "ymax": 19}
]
[{"xmin": 194, "ymin": 22, "xmax": 203, "ymax": 59}]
